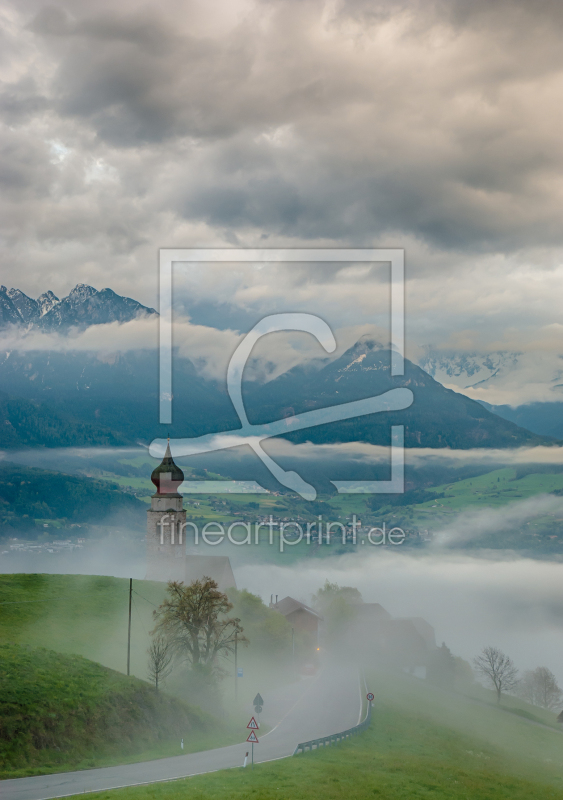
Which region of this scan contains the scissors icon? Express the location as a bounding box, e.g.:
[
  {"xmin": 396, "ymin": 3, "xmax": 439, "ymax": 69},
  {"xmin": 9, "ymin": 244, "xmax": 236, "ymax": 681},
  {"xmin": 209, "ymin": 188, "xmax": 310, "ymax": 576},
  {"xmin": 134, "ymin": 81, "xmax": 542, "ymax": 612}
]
[{"xmin": 150, "ymin": 314, "xmax": 413, "ymax": 500}]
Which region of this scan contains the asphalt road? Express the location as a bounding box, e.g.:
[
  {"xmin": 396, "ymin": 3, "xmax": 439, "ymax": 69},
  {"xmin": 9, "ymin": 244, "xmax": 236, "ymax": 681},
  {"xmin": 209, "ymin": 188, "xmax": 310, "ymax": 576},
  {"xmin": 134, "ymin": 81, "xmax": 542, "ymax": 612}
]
[{"xmin": 2, "ymin": 664, "xmax": 363, "ymax": 800}]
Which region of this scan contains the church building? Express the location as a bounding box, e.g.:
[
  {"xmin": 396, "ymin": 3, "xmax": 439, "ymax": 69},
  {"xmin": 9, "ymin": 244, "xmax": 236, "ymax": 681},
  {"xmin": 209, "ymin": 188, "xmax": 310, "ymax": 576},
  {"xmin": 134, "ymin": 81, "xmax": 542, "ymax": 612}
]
[{"xmin": 145, "ymin": 442, "xmax": 236, "ymax": 591}]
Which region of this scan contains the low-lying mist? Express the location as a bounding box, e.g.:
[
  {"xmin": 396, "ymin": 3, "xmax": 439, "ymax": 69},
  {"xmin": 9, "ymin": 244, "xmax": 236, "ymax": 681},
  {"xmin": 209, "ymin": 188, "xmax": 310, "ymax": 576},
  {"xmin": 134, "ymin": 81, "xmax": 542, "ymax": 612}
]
[
  {"xmin": 237, "ymin": 550, "xmax": 563, "ymax": 688},
  {"xmin": 4, "ymin": 538, "xmax": 562, "ymax": 691},
  {"xmin": 3, "ymin": 442, "xmax": 563, "ymax": 695}
]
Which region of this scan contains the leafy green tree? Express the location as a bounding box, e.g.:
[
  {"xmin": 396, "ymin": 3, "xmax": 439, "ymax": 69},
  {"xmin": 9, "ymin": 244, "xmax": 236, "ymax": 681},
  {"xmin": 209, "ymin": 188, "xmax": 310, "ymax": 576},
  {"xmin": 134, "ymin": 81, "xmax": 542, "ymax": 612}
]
[
  {"xmin": 312, "ymin": 580, "xmax": 363, "ymax": 645},
  {"xmin": 152, "ymin": 578, "xmax": 247, "ymax": 675},
  {"xmin": 312, "ymin": 580, "xmax": 363, "ymax": 609},
  {"xmin": 228, "ymin": 588, "xmax": 291, "ymax": 660}
]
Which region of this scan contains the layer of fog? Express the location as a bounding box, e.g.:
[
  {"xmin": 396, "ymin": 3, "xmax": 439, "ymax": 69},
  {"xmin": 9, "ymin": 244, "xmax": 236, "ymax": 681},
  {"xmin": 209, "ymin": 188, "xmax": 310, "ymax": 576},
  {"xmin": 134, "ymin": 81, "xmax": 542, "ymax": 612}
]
[
  {"xmin": 5, "ymin": 536, "xmax": 563, "ymax": 691},
  {"xmin": 0, "ymin": 314, "xmax": 390, "ymax": 383},
  {"xmin": 4, "ymin": 440, "xmax": 563, "ymax": 689},
  {"xmin": 0, "ymin": 535, "xmax": 146, "ymax": 582},
  {"xmin": 7, "ymin": 439, "xmax": 563, "ymax": 473},
  {"xmin": 237, "ymin": 550, "xmax": 563, "ymax": 688}
]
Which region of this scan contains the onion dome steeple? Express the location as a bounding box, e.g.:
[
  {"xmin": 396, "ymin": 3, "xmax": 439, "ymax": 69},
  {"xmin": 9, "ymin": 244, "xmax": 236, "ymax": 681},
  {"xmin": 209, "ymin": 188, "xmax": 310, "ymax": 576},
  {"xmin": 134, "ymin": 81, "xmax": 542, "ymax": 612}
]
[{"xmin": 151, "ymin": 439, "xmax": 184, "ymax": 495}]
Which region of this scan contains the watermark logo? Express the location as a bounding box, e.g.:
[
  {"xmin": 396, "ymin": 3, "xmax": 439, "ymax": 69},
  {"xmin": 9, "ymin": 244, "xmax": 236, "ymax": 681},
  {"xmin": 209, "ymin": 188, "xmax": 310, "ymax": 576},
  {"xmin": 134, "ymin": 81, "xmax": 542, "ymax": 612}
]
[
  {"xmin": 150, "ymin": 249, "xmax": 412, "ymax": 500},
  {"xmin": 156, "ymin": 514, "xmax": 406, "ymax": 552}
]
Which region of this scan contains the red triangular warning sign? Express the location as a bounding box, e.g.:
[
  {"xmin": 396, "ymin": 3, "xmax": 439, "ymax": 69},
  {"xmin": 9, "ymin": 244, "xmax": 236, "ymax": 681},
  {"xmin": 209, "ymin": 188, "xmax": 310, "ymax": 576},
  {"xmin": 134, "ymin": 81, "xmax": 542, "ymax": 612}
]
[
  {"xmin": 246, "ymin": 730, "xmax": 259, "ymax": 743},
  {"xmin": 247, "ymin": 716, "xmax": 259, "ymax": 729}
]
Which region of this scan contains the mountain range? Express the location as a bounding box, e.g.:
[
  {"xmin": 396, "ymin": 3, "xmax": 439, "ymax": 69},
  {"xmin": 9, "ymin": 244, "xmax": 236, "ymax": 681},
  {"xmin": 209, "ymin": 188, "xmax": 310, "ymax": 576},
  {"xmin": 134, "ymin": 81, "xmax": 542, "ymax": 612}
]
[
  {"xmin": 0, "ymin": 333, "xmax": 553, "ymax": 453},
  {"xmin": 478, "ymin": 401, "xmax": 563, "ymax": 441},
  {"xmin": 419, "ymin": 347, "xmax": 563, "ymax": 440},
  {"xmin": 246, "ymin": 337, "xmax": 551, "ymax": 449},
  {"xmin": 0, "ymin": 284, "xmax": 157, "ymax": 330},
  {"xmin": 418, "ymin": 349, "xmax": 523, "ymax": 390}
]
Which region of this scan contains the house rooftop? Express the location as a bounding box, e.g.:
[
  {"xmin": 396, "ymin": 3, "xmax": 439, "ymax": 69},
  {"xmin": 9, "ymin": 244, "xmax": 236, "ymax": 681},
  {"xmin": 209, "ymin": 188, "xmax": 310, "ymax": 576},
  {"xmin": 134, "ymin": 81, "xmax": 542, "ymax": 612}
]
[{"xmin": 271, "ymin": 596, "xmax": 323, "ymax": 619}]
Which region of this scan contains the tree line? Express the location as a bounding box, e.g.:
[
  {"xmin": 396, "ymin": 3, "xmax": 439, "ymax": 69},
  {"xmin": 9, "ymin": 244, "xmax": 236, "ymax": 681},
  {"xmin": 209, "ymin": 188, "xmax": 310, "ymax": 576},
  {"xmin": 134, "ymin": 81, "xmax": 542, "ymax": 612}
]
[{"xmin": 146, "ymin": 577, "xmax": 563, "ymax": 719}]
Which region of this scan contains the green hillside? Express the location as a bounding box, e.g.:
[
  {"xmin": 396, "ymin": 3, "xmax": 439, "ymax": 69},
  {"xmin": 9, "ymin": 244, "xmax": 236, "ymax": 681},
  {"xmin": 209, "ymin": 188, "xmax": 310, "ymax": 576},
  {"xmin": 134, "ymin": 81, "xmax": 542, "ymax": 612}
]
[
  {"xmin": 0, "ymin": 574, "xmax": 165, "ymax": 678},
  {"xmin": 0, "ymin": 462, "xmax": 146, "ymax": 535},
  {"xmin": 0, "ymin": 574, "xmax": 293, "ymax": 708},
  {"xmin": 0, "ymin": 391, "xmax": 129, "ymax": 449},
  {"xmin": 422, "ymin": 466, "xmax": 563, "ymax": 510},
  {"xmin": 356, "ymin": 466, "xmax": 563, "ymax": 553},
  {"xmin": 0, "ymin": 643, "xmax": 207, "ymax": 778},
  {"xmin": 78, "ymin": 670, "xmax": 563, "ymax": 800}
]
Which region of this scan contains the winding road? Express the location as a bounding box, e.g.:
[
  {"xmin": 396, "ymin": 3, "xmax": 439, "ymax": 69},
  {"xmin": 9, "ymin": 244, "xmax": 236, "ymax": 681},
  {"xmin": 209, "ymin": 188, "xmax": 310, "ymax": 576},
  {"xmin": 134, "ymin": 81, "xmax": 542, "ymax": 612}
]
[{"xmin": 2, "ymin": 664, "xmax": 362, "ymax": 800}]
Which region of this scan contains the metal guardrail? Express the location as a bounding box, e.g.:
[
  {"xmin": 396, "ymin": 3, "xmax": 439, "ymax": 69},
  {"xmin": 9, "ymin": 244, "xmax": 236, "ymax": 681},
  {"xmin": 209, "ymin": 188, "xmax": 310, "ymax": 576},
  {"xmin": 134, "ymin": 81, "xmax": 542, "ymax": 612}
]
[{"xmin": 293, "ymin": 698, "xmax": 372, "ymax": 755}]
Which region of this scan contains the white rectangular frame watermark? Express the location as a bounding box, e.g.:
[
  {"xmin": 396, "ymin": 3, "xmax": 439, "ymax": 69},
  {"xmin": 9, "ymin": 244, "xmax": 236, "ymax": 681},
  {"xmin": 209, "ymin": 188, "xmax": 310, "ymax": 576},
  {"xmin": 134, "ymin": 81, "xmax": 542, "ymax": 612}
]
[{"xmin": 155, "ymin": 248, "xmax": 407, "ymax": 496}]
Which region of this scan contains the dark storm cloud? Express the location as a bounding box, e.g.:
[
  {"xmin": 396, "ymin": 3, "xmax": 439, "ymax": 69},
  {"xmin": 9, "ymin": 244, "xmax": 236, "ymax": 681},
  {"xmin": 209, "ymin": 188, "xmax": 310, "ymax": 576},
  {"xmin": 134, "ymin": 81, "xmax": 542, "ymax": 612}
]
[
  {"xmin": 12, "ymin": 0, "xmax": 563, "ymax": 246},
  {"xmin": 0, "ymin": 77, "xmax": 49, "ymax": 123},
  {"xmin": 0, "ymin": 130, "xmax": 53, "ymax": 194},
  {"xmin": 29, "ymin": 6, "xmax": 265, "ymax": 146}
]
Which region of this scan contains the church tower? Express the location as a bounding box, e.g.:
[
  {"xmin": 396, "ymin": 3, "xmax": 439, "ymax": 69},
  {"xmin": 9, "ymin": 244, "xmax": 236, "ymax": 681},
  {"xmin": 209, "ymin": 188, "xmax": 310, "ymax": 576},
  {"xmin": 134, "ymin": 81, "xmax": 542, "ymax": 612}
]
[{"xmin": 145, "ymin": 441, "xmax": 187, "ymax": 582}]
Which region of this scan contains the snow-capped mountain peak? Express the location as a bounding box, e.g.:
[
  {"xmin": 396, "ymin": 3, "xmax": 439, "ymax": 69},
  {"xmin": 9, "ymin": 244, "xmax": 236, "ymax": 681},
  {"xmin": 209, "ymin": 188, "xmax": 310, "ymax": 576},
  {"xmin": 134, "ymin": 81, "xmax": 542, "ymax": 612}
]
[
  {"xmin": 37, "ymin": 290, "xmax": 59, "ymax": 316},
  {"xmin": 0, "ymin": 284, "xmax": 157, "ymax": 331},
  {"xmin": 418, "ymin": 349, "xmax": 521, "ymax": 389},
  {"xmin": 7, "ymin": 288, "xmax": 40, "ymax": 322},
  {"xmin": 66, "ymin": 284, "xmax": 98, "ymax": 305}
]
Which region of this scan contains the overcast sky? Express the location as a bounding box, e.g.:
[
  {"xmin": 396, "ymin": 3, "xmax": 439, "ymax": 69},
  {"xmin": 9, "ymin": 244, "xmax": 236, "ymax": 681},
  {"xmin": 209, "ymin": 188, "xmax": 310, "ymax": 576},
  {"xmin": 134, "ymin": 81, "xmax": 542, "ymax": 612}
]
[{"xmin": 2, "ymin": 0, "xmax": 563, "ymax": 389}]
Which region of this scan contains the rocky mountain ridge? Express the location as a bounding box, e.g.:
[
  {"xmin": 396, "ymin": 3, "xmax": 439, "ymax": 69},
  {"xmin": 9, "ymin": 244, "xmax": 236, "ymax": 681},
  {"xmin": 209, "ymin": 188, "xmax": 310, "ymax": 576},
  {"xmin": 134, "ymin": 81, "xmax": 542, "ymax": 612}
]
[{"xmin": 0, "ymin": 283, "xmax": 157, "ymax": 330}]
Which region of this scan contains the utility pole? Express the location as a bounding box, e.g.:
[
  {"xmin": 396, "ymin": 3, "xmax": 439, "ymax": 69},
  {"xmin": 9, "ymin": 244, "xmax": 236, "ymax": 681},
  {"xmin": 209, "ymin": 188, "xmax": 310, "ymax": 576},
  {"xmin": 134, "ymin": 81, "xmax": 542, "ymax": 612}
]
[
  {"xmin": 292, "ymin": 626, "xmax": 295, "ymax": 675},
  {"xmin": 234, "ymin": 630, "xmax": 238, "ymax": 702},
  {"xmin": 127, "ymin": 578, "xmax": 132, "ymax": 676}
]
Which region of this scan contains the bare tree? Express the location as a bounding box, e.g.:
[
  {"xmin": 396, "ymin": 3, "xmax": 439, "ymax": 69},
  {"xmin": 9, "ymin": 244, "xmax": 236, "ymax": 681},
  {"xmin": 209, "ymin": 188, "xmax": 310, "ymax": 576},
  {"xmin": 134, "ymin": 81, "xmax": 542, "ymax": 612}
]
[
  {"xmin": 518, "ymin": 667, "xmax": 562, "ymax": 710},
  {"xmin": 517, "ymin": 670, "xmax": 536, "ymax": 706},
  {"xmin": 152, "ymin": 578, "xmax": 247, "ymax": 673},
  {"xmin": 147, "ymin": 634, "xmax": 174, "ymax": 691},
  {"xmin": 534, "ymin": 667, "xmax": 562, "ymax": 710},
  {"xmin": 473, "ymin": 646, "xmax": 518, "ymax": 703}
]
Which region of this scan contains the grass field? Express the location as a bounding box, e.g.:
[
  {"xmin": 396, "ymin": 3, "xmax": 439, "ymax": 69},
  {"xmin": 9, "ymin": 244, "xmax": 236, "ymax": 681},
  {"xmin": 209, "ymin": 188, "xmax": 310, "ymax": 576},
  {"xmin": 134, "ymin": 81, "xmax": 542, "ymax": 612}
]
[
  {"xmin": 0, "ymin": 573, "xmax": 294, "ymax": 710},
  {"xmin": 0, "ymin": 573, "xmax": 165, "ymax": 678},
  {"xmin": 3, "ymin": 574, "xmax": 563, "ymax": 795},
  {"xmin": 73, "ymin": 670, "xmax": 563, "ymax": 800},
  {"xmin": 424, "ymin": 467, "xmax": 563, "ymax": 510},
  {"xmin": 0, "ymin": 576, "xmax": 273, "ymax": 778},
  {"xmin": 94, "ymin": 460, "xmax": 563, "ymax": 518},
  {"xmin": 0, "ymin": 643, "xmax": 216, "ymax": 778}
]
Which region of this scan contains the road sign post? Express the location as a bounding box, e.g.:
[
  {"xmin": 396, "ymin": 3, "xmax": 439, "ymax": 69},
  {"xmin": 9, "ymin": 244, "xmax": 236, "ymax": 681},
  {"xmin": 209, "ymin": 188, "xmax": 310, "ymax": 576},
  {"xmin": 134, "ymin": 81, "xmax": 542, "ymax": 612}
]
[
  {"xmin": 253, "ymin": 693, "xmax": 264, "ymax": 727},
  {"xmin": 247, "ymin": 717, "xmax": 259, "ymax": 769},
  {"xmin": 246, "ymin": 729, "xmax": 259, "ymax": 768},
  {"xmin": 367, "ymin": 692, "xmax": 374, "ymax": 706}
]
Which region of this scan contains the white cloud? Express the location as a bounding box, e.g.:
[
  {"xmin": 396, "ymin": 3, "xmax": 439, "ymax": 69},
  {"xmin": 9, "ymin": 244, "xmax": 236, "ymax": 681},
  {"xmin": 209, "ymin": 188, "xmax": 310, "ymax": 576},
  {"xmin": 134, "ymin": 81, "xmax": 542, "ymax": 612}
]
[
  {"xmin": 431, "ymin": 494, "xmax": 563, "ymax": 547},
  {"xmin": 260, "ymin": 440, "xmax": 563, "ymax": 467}
]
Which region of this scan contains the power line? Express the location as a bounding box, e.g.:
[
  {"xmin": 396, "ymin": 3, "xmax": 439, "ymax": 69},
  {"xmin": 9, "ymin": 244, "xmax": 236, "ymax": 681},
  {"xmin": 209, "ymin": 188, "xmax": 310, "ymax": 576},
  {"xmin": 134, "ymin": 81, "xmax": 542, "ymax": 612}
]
[
  {"xmin": 132, "ymin": 589, "xmax": 158, "ymax": 607},
  {"xmin": 131, "ymin": 593, "xmax": 149, "ymax": 636}
]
